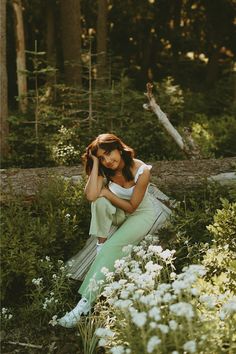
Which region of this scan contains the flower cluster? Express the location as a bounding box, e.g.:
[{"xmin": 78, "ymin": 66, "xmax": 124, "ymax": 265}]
[
  {"xmin": 95, "ymin": 235, "xmax": 236, "ymax": 353},
  {"xmin": 1, "ymin": 307, "xmax": 13, "ymax": 321},
  {"xmin": 51, "ymin": 125, "xmax": 81, "ymax": 165},
  {"xmin": 30, "ymin": 257, "xmax": 75, "ymax": 326}
]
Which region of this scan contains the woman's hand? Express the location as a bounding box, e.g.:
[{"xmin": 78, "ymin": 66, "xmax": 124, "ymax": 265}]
[{"xmin": 88, "ymin": 149, "xmax": 99, "ymax": 163}]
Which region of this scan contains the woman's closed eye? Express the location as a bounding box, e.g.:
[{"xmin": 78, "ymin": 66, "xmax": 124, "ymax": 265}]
[{"xmin": 99, "ymin": 151, "xmax": 111, "ymax": 162}]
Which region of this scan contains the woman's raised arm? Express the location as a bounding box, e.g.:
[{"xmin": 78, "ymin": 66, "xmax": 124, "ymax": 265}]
[{"xmin": 84, "ymin": 154, "xmax": 104, "ymax": 201}]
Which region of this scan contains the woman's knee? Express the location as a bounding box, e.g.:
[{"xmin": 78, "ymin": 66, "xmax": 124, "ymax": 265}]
[{"xmin": 92, "ymin": 196, "xmax": 110, "ymax": 208}]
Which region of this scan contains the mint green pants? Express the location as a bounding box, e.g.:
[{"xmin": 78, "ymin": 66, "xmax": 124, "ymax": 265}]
[{"xmin": 78, "ymin": 194, "xmax": 156, "ymax": 304}]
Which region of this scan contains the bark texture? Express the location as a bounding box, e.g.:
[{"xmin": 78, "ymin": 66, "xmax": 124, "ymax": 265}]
[
  {"xmin": 60, "ymin": 0, "xmax": 82, "ymax": 85},
  {"xmin": 0, "ymin": 0, "xmax": 9, "ymax": 158},
  {"xmin": 96, "ymin": 0, "xmax": 108, "ymax": 87},
  {"xmin": 1, "ymin": 157, "xmax": 235, "ymax": 201},
  {"xmin": 12, "ymin": 0, "xmax": 27, "ymax": 112}
]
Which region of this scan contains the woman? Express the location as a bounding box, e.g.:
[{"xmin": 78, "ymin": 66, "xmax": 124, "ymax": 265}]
[{"xmin": 58, "ymin": 133, "xmax": 157, "ymax": 328}]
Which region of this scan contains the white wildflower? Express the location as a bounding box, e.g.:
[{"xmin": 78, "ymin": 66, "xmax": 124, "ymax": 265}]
[
  {"xmin": 183, "ymin": 340, "xmax": 197, "ymax": 353},
  {"xmin": 169, "ymin": 320, "xmax": 178, "ymax": 330},
  {"xmin": 110, "ymin": 345, "xmax": 125, "ymax": 354},
  {"xmin": 145, "ymin": 261, "xmax": 162, "ymax": 273},
  {"xmin": 148, "ymin": 245, "xmax": 163, "ymax": 254},
  {"xmin": 158, "ymin": 324, "xmax": 169, "ymax": 334},
  {"xmin": 114, "ymin": 259, "xmax": 126, "ymax": 271},
  {"xmin": 149, "ymin": 321, "xmax": 158, "ymax": 329},
  {"xmin": 199, "ymin": 294, "xmax": 217, "ymax": 309},
  {"xmin": 32, "ymin": 277, "xmax": 43, "ymax": 286},
  {"xmin": 131, "ymin": 311, "xmax": 147, "ymax": 328},
  {"xmin": 67, "ymin": 259, "xmax": 75, "ymax": 267},
  {"xmin": 148, "ymin": 307, "xmax": 161, "ymax": 321},
  {"xmin": 1, "ymin": 307, "xmax": 13, "ymax": 320},
  {"xmin": 1, "ymin": 308, "xmax": 7, "ymax": 315},
  {"xmin": 49, "ymin": 315, "xmax": 58, "ymax": 326},
  {"xmin": 219, "ymin": 298, "xmax": 236, "ymax": 320},
  {"xmin": 120, "ymin": 290, "xmax": 130, "ymax": 299},
  {"xmin": 114, "ymin": 299, "xmax": 132, "ymax": 309},
  {"xmin": 191, "ymin": 288, "xmax": 199, "ymax": 296},
  {"xmin": 95, "ymin": 327, "xmax": 114, "ymax": 338},
  {"xmin": 147, "ymin": 336, "xmax": 161, "ymax": 353},
  {"xmin": 122, "ymin": 245, "xmax": 133, "ymax": 253},
  {"xmin": 98, "ymin": 338, "xmax": 107, "ymax": 347},
  {"xmin": 170, "ymin": 272, "xmax": 177, "ymax": 280},
  {"xmin": 136, "ymin": 249, "xmax": 146, "ymax": 257},
  {"xmin": 170, "ymin": 302, "xmax": 194, "ymax": 319},
  {"xmin": 162, "ymin": 292, "xmax": 172, "ymax": 303},
  {"xmin": 160, "ymin": 249, "xmax": 175, "ymax": 261}
]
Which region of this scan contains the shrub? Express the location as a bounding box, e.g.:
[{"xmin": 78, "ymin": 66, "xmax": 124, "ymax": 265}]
[
  {"xmin": 158, "ymin": 183, "xmax": 236, "ymax": 271},
  {"xmin": 0, "ymin": 177, "xmax": 90, "ymax": 304}
]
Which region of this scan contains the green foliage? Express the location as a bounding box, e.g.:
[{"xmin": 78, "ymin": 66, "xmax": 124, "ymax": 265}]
[
  {"xmin": 207, "ymin": 199, "xmax": 236, "ymax": 252},
  {"xmin": 159, "ymin": 183, "xmax": 236, "ymax": 270},
  {"xmin": 0, "ymin": 177, "xmax": 90, "ymax": 304},
  {"xmin": 4, "ymin": 73, "xmax": 236, "ymax": 168},
  {"xmin": 201, "ymin": 199, "xmax": 236, "ymax": 292},
  {"xmin": 20, "ymin": 257, "xmax": 78, "ymax": 329},
  {"xmin": 50, "ymin": 125, "xmax": 81, "ymax": 165},
  {"xmin": 209, "ymin": 115, "xmax": 236, "ymax": 157}
]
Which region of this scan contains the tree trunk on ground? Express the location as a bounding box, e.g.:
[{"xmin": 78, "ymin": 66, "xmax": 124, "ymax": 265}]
[
  {"xmin": 60, "ymin": 0, "xmax": 82, "ymax": 86},
  {"xmin": 0, "ymin": 0, "xmax": 9, "ymax": 158},
  {"xmin": 1, "ymin": 157, "xmax": 235, "ymax": 201},
  {"xmin": 12, "ymin": 0, "xmax": 27, "ymax": 113},
  {"xmin": 96, "ymin": 0, "xmax": 108, "ymax": 88}
]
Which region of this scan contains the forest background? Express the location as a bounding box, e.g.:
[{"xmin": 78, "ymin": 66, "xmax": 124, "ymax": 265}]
[
  {"xmin": 1, "ymin": 1, "xmax": 236, "ymax": 353},
  {"xmin": 1, "ymin": 0, "xmax": 236, "ymax": 167}
]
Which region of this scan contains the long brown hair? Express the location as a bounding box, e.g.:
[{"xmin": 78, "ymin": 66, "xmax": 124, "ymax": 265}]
[{"xmin": 82, "ymin": 133, "xmax": 135, "ymax": 181}]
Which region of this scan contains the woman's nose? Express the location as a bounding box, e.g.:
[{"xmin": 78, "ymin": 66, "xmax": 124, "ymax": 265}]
[
  {"xmin": 105, "ymin": 156, "xmax": 111, "ymax": 165},
  {"xmin": 104, "ymin": 155, "xmax": 111, "ymax": 163}
]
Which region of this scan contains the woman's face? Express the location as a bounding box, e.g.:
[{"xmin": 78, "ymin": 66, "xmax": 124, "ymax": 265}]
[{"xmin": 96, "ymin": 147, "xmax": 123, "ymax": 170}]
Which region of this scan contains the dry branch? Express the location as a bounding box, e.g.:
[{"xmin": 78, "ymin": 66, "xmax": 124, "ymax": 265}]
[
  {"xmin": 5, "ymin": 340, "xmax": 43, "ymax": 349},
  {"xmin": 144, "ymin": 83, "xmax": 201, "ymax": 159}
]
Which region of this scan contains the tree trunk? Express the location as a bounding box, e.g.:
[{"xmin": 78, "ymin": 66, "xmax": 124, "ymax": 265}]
[
  {"xmin": 0, "ymin": 0, "xmax": 9, "ymax": 159},
  {"xmin": 206, "ymin": 48, "xmax": 220, "ymax": 87},
  {"xmin": 96, "ymin": 0, "xmax": 108, "ymax": 88},
  {"xmin": 60, "ymin": 0, "xmax": 82, "ymax": 86},
  {"xmin": 171, "ymin": 0, "xmax": 182, "ymax": 75},
  {"xmin": 12, "ymin": 0, "xmax": 27, "ymax": 113},
  {"xmin": 46, "ymin": 0, "xmax": 56, "ymax": 84},
  {"xmin": 1, "ymin": 157, "xmax": 235, "ymax": 201}
]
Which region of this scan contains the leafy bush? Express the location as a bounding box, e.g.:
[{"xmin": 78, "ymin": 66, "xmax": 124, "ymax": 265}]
[
  {"xmin": 50, "ymin": 125, "xmax": 82, "ymax": 165},
  {"xmin": 158, "ymin": 183, "xmax": 236, "ymax": 270},
  {"xmin": 5, "ymin": 75, "xmax": 235, "ymax": 168},
  {"xmin": 207, "ymin": 199, "xmax": 236, "ymax": 252},
  {"xmin": 202, "ymin": 199, "xmax": 236, "ymax": 291},
  {"xmin": 0, "ymin": 177, "xmax": 90, "ymax": 304}
]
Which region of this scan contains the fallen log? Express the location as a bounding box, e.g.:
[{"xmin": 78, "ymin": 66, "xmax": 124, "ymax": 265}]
[{"xmin": 0, "ymin": 157, "xmax": 236, "ymax": 201}]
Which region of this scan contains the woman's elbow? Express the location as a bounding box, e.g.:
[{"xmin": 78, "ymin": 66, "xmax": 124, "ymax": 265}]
[{"xmin": 85, "ymin": 191, "xmax": 98, "ymax": 202}]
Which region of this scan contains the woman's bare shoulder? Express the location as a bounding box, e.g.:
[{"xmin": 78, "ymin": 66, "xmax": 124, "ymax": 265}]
[{"xmin": 133, "ymin": 158, "xmax": 145, "ymax": 168}]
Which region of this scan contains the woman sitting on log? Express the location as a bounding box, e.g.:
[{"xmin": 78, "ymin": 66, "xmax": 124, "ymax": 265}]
[{"xmin": 58, "ymin": 133, "xmax": 163, "ymax": 328}]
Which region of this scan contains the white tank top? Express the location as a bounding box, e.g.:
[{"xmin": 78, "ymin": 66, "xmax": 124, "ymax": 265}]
[{"xmin": 108, "ymin": 164, "xmax": 152, "ymax": 200}]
